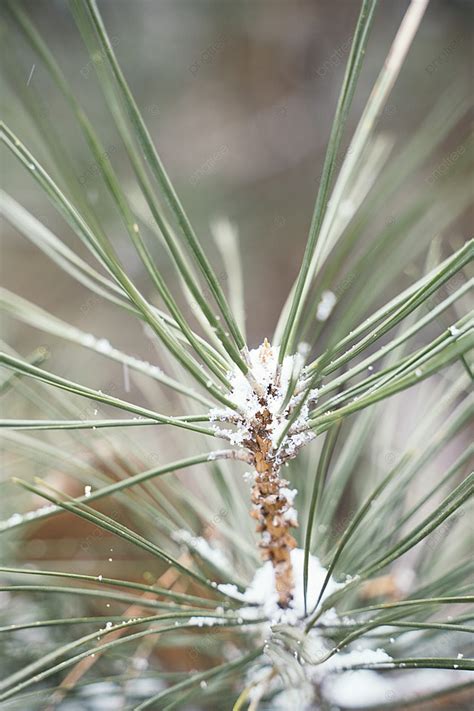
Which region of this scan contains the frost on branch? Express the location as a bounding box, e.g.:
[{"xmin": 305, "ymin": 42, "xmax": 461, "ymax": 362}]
[{"xmin": 209, "ymin": 339, "xmax": 317, "ymax": 607}]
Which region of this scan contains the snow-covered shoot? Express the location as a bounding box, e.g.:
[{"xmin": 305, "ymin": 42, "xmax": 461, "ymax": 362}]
[
  {"xmin": 209, "ymin": 340, "xmax": 317, "ymax": 608},
  {"xmin": 210, "ymin": 339, "xmax": 316, "ymax": 458}
]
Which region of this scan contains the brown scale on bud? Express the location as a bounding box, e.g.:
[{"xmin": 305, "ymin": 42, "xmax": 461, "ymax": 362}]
[{"xmin": 245, "ymin": 396, "xmax": 298, "ymax": 608}]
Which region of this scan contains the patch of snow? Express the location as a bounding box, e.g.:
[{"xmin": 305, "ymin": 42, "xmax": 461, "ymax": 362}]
[
  {"xmin": 283, "ymin": 506, "xmax": 298, "ymax": 524},
  {"xmin": 188, "ymin": 616, "xmax": 226, "ymax": 627},
  {"xmin": 96, "ymin": 338, "xmax": 112, "ymax": 354},
  {"xmin": 273, "ymin": 686, "xmax": 315, "ymax": 708},
  {"xmin": 242, "ymin": 471, "xmax": 255, "ymax": 483},
  {"xmin": 3, "ymin": 513, "xmax": 23, "ymax": 527},
  {"xmin": 394, "ymin": 566, "xmax": 415, "ymax": 595},
  {"xmin": 228, "ymin": 548, "xmax": 342, "ymax": 625},
  {"xmin": 0, "ymin": 505, "xmax": 57, "ymax": 531},
  {"xmin": 173, "ymin": 530, "xmax": 232, "ymax": 573},
  {"xmin": 322, "ymin": 669, "xmax": 394, "ymax": 707},
  {"xmin": 217, "ymin": 582, "xmax": 247, "ymax": 602},
  {"xmin": 314, "ymin": 647, "xmax": 393, "ymax": 677},
  {"xmin": 323, "ymin": 668, "xmax": 463, "ymax": 709},
  {"xmin": 280, "ymin": 487, "xmax": 297, "ymax": 505},
  {"xmin": 316, "ymin": 291, "xmax": 337, "ymax": 321}
]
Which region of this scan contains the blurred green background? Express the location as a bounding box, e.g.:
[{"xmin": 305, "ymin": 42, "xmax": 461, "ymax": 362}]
[{"xmin": 1, "ymin": 0, "xmax": 472, "ymax": 365}]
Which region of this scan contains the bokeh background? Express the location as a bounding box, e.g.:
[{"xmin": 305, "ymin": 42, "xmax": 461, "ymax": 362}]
[{"xmin": 2, "ymin": 0, "xmax": 472, "ymax": 360}]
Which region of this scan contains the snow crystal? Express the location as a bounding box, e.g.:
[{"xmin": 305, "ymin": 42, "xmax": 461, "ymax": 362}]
[
  {"xmin": 449, "ymin": 325, "xmax": 460, "ymax": 337},
  {"xmin": 84, "ymin": 485, "xmax": 92, "ymax": 497},
  {"xmin": 316, "ymin": 291, "xmax": 337, "ymax": 321}
]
